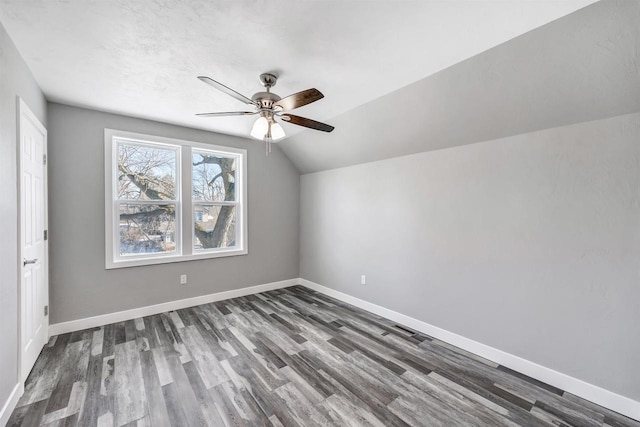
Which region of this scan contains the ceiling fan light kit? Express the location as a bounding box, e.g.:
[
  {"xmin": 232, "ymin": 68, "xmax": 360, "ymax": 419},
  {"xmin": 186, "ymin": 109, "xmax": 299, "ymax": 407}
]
[{"xmin": 197, "ymin": 72, "xmax": 334, "ymax": 155}]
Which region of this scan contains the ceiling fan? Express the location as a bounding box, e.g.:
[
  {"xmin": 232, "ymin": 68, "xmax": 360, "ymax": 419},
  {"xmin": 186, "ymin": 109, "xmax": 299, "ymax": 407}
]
[{"xmin": 196, "ymin": 73, "xmax": 334, "ymax": 153}]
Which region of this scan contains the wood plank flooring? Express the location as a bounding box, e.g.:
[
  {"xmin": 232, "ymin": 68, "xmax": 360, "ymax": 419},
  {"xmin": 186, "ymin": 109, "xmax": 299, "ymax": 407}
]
[{"xmin": 8, "ymin": 285, "xmax": 640, "ymax": 427}]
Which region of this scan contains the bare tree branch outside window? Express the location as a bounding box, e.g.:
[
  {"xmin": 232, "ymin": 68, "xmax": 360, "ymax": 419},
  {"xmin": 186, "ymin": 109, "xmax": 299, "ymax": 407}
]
[
  {"xmin": 192, "ymin": 153, "xmax": 236, "ymax": 249},
  {"xmin": 117, "ymin": 143, "xmax": 177, "ymax": 255},
  {"xmin": 116, "ymin": 143, "xmax": 237, "ymax": 255}
]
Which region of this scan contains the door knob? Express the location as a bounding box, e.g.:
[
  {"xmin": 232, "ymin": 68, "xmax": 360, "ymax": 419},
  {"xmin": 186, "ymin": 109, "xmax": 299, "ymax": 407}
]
[{"xmin": 23, "ymin": 258, "xmax": 38, "ymax": 266}]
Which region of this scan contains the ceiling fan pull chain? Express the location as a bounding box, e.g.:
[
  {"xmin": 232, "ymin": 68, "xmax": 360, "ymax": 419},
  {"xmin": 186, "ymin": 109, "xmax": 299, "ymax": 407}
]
[{"xmin": 265, "ymin": 139, "xmax": 272, "ymax": 156}]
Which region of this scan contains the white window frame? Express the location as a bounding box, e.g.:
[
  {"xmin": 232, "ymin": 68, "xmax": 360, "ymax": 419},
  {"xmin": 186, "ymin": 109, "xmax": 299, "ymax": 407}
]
[{"xmin": 105, "ymin": 129, "xmax": 248, "ymax": 269}]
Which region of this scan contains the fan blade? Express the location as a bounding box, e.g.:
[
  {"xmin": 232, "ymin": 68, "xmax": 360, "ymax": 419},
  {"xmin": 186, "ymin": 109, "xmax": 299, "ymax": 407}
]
[
  {"xmin": 196, "ymin": 111, "xmax": 257, "ymax": 117},
  {"xmin": 198, "ymin": 76, "xmax": 255, "ymax": 105},
  {"xmin": 280, "ymin": 114, "xmax": 334, "ymax": 132},
  {"xmin": 274, "ymin": 88, "xmax": 324, "ymax": 111}
]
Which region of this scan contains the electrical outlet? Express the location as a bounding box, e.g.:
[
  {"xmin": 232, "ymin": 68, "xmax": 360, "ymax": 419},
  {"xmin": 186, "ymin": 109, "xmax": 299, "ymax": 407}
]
[
  {"xmin": 180, "ymin": 274, "xmax": 187, "ymax": 285},
  {"xmin": 361, "ymin": 275, "xmax": 366, "ymax": 285}
]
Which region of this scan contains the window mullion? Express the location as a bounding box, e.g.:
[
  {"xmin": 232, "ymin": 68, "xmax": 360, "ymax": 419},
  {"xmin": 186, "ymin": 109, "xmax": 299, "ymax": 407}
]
[
  {"xmin": 182, "ymin": 145, "xmax": 193, "ymax": 256},
  {"xmin": 119, "ymin": 201, "xmax": 172, "ymax": 206},
  {"xmin": 113, "ymin": 199, "xmax": 120, "ymax": 263},
  {"xmin": 192, "ymin": 202, "xmax": 238, "ymax": 207}
]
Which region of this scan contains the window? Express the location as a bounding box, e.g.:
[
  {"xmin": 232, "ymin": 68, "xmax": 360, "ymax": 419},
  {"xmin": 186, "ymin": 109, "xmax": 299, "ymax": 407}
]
[{"xmin": 105, "ymin": 129, "xmax": 247, "ymax": 268}]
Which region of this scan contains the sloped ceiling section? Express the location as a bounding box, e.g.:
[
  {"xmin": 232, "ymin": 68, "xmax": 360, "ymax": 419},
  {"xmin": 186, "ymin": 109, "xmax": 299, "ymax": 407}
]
[
  {"xmin": 0, "ymin": 0, "xmax": 594, "ymax": 141},
  {"xmin": 280, "ymin": 0, "xmax": 640, "ymax": 174}
]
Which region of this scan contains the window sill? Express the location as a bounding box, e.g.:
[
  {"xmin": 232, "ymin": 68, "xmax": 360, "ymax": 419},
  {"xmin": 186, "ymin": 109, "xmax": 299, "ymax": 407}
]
[{"xmin": 105, "ymin": 248, "xmax": 248, "ymax": 269}]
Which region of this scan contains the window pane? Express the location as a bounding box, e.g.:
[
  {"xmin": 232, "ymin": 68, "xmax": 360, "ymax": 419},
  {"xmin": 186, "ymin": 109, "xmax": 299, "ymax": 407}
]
[
  {"xmin": 118, "ymin": 142, "xmax": 177, "ymax": 200},
  {"xmin": 192, "ymin": 152, "xmax": 236, "ymax": 202},
  {"xmin": 119, "ymin": 204, "xmax": 176, "ymax": 255},
  {"xmin": 193, "ymin": 205, "xmax": 236, "ymax": 250}
]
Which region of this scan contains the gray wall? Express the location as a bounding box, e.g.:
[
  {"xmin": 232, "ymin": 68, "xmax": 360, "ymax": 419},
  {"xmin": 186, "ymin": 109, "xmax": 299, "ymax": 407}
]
[
  {"xmin": 300, "ymin": 112, "xmax": 640, "ymax": 401},
  {"xmin": 0, "ymin": 22, "xmax": 47, "ymax": 413},
  {"xmin": 48, "ymin": 103, "xmax": 299, "ymax": 324}
]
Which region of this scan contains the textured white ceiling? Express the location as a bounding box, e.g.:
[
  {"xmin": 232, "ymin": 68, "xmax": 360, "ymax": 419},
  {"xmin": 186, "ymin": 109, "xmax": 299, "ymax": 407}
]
[{"xmin": 0, "ymin": 0, "xmax": 596, "ymax": 140}]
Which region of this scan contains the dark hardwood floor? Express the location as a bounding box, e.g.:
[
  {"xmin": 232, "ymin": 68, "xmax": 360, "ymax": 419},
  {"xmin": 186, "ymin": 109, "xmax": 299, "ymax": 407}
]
[{"xmin": 8, "ymin": 285, "xmax": 639, "ymax": 426}]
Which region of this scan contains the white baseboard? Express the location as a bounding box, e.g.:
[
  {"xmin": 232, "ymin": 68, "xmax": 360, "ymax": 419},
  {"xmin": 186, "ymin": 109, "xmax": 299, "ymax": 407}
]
[
  {"xmin": 300, "ymin": 278, "xmax": 640, "ymax": 422},
  {"xmin": 0, "ymin": 382, "xmax": 23, "ymax": 426},
  {"xmin": 49, "ymin": 278, "xmax": 298, "ymax": 336}
]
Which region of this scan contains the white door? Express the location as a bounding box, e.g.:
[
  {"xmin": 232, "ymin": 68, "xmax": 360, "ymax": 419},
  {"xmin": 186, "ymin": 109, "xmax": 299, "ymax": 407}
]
[{"xmin": 19, "ymin": 98, "xmax": 48, "ymax": 382}]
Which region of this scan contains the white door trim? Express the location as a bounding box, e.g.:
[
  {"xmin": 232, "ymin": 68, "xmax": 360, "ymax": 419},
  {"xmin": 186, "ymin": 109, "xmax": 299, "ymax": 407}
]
[{"xmin": 17, "ymin": 97, "xmax": 49, "ymax": 382}]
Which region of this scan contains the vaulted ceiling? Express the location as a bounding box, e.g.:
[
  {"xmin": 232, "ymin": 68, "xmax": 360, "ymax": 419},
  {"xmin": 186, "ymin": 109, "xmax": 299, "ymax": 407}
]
[
  {"xmin": 0, "ymin": 1, "xmax": 596, "ymax": 155},
  {"xmin": 281, "ymin": 0, "xmax": 640, "ymax": 172},
  {"xmin": 5, "ymin": 1, "xmax": 633, "ymax": 173}
]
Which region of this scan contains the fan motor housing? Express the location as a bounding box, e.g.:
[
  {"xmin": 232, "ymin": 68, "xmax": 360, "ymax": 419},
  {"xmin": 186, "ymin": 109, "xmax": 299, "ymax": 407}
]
[{"xmin": 252, "ymin": 91, "xmax": 281, "ymax": 109}]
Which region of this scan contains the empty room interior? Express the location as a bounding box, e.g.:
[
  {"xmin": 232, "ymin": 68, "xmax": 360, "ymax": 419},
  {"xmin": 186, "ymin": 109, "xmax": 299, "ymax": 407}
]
[{"xmin": 1, "ymin": 0, "xmax": 640, "ymax": 426}]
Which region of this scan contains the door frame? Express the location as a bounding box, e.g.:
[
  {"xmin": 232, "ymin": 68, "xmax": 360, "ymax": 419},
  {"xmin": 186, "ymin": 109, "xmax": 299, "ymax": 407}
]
[{"xmin": 17, "ymin": 97, "xmax": 49, "ymax": 382}]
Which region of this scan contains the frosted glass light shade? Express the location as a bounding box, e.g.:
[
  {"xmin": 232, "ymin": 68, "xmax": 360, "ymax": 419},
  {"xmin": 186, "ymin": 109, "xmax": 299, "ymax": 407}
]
[
  {"xmin": 250, "ymin": 117, "xmax": 269, "ymax": 139},
  {"xmin": 270, "ymin": 122, "xmax": 285, "ymax": 140}
]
